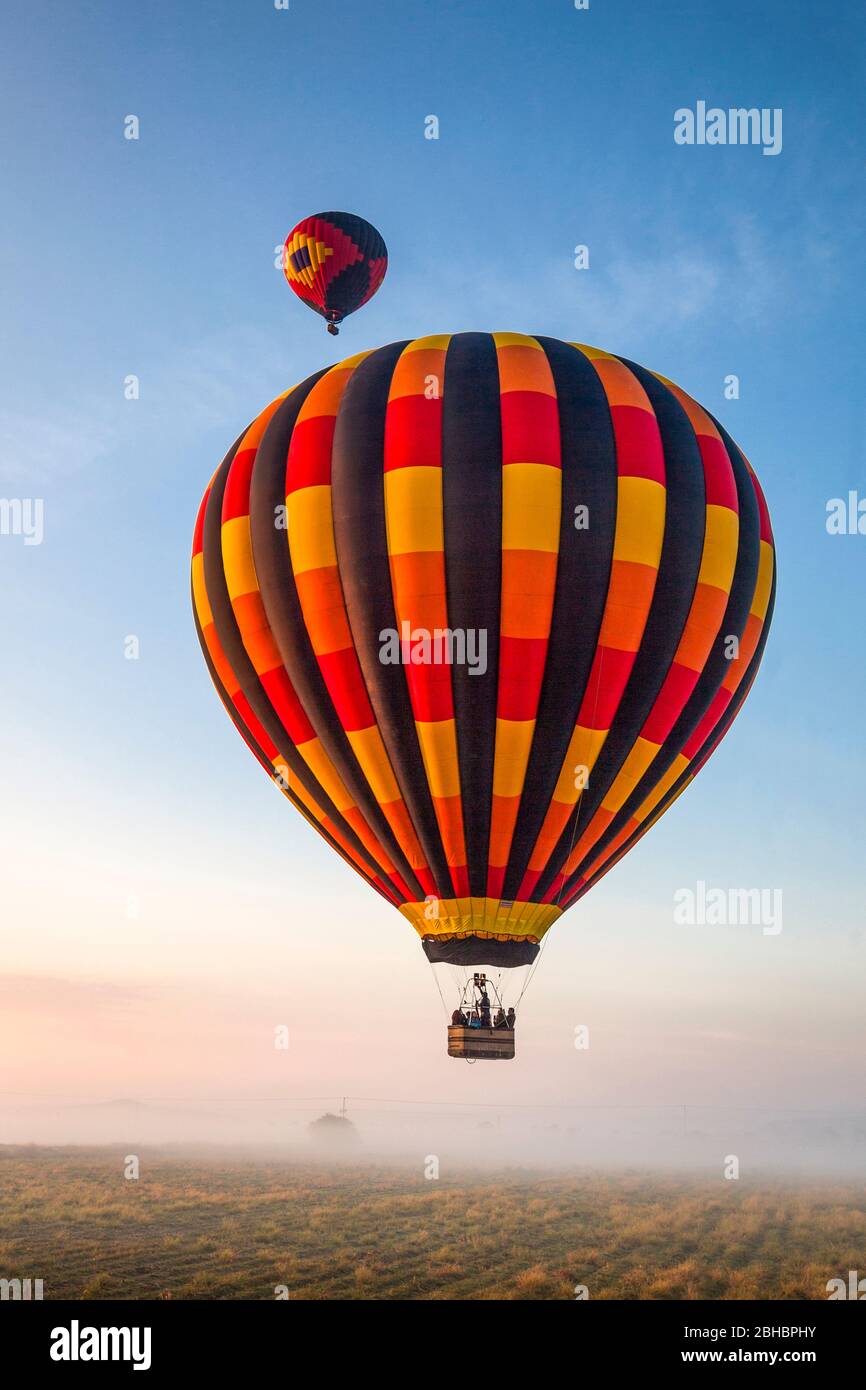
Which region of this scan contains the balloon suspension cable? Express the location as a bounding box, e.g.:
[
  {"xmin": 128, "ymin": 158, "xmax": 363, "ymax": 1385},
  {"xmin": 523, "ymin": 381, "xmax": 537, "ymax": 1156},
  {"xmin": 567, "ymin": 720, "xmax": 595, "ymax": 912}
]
[
  {"xmin": 514, "ymin": 936, "xmax": 547, "ymax": 1010},
  {"xmin": 428, "ymin": 959, "xmax": 450, "ymax": 1020}
]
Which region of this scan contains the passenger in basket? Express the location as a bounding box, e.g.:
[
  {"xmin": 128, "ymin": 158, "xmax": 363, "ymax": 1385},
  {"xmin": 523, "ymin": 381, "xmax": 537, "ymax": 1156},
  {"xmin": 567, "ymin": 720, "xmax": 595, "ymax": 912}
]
[{"xmin": 479, "ymin": 986, "xmax": 491, "ymax": 1028}]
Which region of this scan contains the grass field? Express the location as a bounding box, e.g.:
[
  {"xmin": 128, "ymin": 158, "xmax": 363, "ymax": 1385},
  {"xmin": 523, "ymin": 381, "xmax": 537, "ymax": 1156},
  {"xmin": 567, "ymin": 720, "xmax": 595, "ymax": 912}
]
[{"xmin": 1, "ymin": 1146, "xmax": 863, "ymax": 1300}]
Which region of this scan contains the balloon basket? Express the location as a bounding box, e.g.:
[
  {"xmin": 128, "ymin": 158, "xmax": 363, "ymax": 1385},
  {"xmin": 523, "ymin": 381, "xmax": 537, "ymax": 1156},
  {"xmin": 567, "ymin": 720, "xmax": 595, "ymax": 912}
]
[{"xmin": 447, "ymin": 1025, "xmax": 515, "ymax": 1061}]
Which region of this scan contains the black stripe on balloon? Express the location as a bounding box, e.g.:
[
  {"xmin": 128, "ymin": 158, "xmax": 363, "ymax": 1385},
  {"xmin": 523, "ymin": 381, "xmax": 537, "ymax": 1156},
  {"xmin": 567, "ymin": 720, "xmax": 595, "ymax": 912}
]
[
  {"xmin": 502, "ymin": 337, "xmax": 618, "ymax": 901},
  {"xmin": 192, "ymin": 566, "xmax": 271, "ymax": 780},
  {"xmin": 331, "ymin": 341, "xmax": 455, "ymax": 896},
  {"xmin": 202, "ymin": 447, "xmax": 389, "ymax": 888},
  {"xmin": 440, "ymin": 333, "xmax": 503, "ymax": 899},
  {"xmin": 192, "ymin": 598, "xmax": 393, "ymax": 906},
  {"xmin": 532, "ymin": 360, "xmax": 707, "ymax": 901},
  {"xmin": 555, "ymin": 421, "xmax": 762, "ymax": 897},
  {"xmin": 572, "ymin": 561, "xmax": 776, "ymax": 906},
  {"xmin": 249, "ymin": 372, "xmax": 426, "ymax": 902}
]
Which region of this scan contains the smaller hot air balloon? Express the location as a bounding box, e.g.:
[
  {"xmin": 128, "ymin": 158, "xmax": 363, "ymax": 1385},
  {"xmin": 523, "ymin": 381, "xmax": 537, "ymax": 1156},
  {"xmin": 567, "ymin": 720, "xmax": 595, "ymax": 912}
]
[{"xmin": 283, "ymin": 212, "xmax": 387, "ymax": 335}]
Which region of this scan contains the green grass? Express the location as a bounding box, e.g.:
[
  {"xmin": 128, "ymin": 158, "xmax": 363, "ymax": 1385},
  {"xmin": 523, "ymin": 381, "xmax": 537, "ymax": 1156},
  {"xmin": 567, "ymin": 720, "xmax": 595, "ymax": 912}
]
[{"xmin": 0, "ymin": 1146, "xmax": 863, "ymax": 1300}]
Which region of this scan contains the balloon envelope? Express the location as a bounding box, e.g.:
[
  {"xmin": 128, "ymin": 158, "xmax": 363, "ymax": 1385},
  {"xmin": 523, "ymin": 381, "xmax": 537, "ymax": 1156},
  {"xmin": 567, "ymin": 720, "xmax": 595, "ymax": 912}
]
[
  {"xmin": 283, "ymin": 212, "xmax": 387, "ymax": 332},
  {"xmin": 191, "ymin": 334, "xmax": 775, "ymax": 968}
]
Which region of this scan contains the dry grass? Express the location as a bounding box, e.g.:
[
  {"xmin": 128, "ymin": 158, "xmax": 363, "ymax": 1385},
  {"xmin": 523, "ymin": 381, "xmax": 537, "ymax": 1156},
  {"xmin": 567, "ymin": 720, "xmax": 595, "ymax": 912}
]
[{"xmin": 0, "ymin": 1146, "xmax": 863, "ymax": 1300}]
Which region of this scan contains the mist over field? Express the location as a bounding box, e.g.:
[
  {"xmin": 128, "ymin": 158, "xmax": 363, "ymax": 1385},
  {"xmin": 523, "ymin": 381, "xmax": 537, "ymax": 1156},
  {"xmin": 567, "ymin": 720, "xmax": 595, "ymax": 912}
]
[{"xmin": 2, "ymin": 1098, "xmax": 864, "ymax": 1178}]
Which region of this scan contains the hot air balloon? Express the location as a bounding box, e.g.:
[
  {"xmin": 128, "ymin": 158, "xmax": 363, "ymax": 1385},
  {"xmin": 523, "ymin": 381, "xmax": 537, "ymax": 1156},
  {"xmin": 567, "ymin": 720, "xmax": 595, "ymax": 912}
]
[
  {"xmin": 282, "ymin": 212, "xmax": 387, "ymax": 335},
  {"xmin": 191, "ymin": 333, "xmax": 775, "ymax": 1060}
]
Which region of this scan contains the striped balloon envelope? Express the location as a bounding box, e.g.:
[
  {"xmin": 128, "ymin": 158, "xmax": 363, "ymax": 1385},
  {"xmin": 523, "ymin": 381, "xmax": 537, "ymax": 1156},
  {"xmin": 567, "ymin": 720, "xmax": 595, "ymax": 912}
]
[
  {"xmin": 191, "ymin": 333, "xmax": 775, "ymax": 978},
  {"xmin": 283, "ymin": 212, "xmax": 387, "ymax": 334}
]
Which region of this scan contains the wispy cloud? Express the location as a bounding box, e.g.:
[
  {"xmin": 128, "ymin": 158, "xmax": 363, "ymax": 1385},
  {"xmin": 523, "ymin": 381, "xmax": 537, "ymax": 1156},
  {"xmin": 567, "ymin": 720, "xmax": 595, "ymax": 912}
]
[
  {"xmin": 391, "ymin": 212, "xmax": 793, "ymax": 355},
  {"xmin": 0, "ymin": 974, "xmax": 149, "ymax": 1015},
  {"xmin": 0, "ymin": 405, "xmax": 117, "ymax": 487},
  {"xmin": 0, "ymin": 324, "xmax": 290, "ymax": 487}
]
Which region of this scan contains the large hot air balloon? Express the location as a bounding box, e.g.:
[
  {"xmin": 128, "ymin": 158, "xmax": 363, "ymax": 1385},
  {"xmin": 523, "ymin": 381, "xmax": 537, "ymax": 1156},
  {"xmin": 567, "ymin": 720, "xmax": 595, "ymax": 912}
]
[
  {"xmin": 191, "ymin": 334, "xmax": 775, "ymax": 1060},
  {"xmin": 283, "ymin": 212, "xmax": 387, "ymax": 335}
]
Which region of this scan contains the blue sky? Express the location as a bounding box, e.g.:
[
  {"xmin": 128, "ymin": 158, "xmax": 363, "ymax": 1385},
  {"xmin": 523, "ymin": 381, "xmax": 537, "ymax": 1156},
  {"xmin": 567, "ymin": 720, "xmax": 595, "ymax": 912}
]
[{"xmin": 2, "ymin": 0, "xmax": 865, "ymax": 1113}]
